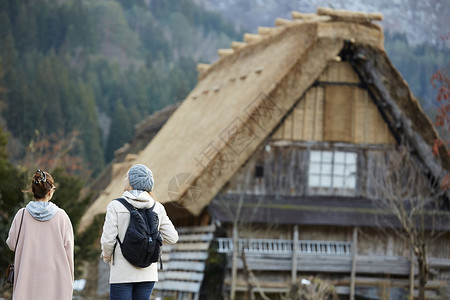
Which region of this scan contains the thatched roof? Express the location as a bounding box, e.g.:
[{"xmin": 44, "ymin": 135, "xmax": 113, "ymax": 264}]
[{"xmin": 78, "ymin": 7, "xmax": 446, "ymax": 232}]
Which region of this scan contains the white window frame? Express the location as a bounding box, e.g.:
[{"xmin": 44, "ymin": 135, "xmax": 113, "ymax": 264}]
[{"xmin": 308, "ymin": 150, "xmax": 357, "ymax": 195}]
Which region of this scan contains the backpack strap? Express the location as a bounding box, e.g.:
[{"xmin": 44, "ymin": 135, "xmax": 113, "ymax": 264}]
[
  {"xmin": 114, "ymin": 198, "xmax": 136, "ymax": 245},
  {"xmin": 115, "ymin": 198, "xmax": 135, "ymax": 211},
  {"xmin": 112, "ymin": 198, "xmax": 134, "ymax": 265}
]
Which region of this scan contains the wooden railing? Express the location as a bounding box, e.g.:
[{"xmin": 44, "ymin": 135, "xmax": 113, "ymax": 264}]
[{"xmin": 216, "ymin": 238, "xmax": 352, "ymax": 255}]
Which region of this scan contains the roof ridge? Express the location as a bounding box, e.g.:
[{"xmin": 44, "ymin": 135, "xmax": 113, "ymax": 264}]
[{"xmin": 197, "ymin": 7, "xmax": 383, "ymax": 81}]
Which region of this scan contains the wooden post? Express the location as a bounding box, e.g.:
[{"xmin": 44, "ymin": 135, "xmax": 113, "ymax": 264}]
[
  {"xmin": 291, "ymin": 225, "xmax": 299, "ymax": 285},
  {"xmin": 409, "ymin": 246, "xmax": 414, "ymax": 300},
  {"xmin": 350, "ymin": 227, "xmax": 358, "ymax": 300},
  {"xmin": 231, "ymin": 222, "xmax": 238, "ymax": 300}
]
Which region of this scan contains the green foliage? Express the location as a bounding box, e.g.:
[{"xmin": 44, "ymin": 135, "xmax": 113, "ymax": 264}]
[
  {"xmin": 0, "ymin": 128, "xmax": 26, "ymax": 283},
  {"xmin": 76, "ymin": 212, "xmax": 106, "ymax": 262},
  {"xmin": 51, "ymin": 168, "xmax": 85, "ymax": 228},
  {"xmin": 105, "ymin": 99, "xmax": 133, "ymax": 162},
  {"xmin": 200, "ymin": 240, "xmax": 226, "ymax": 299},
  {"xmin": 50, "ymin": 168, "xmax": 95, "ymax": 278}
]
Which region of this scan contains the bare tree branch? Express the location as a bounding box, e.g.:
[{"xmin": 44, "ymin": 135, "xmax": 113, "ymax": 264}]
[{"xmin": 367, "ymin": 145, "xmax": 449, "ymax": 299}]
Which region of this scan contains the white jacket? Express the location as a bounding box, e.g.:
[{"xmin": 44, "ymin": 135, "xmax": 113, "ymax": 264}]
[{"xmin": 100, "ymin": 191, "xmax": 178, "ymax": 283}]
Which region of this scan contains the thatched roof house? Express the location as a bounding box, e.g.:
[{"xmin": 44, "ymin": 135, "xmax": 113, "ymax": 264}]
[
  {"xmin": 78, "ymin": 7, "xmax": 450, "ymax": 299},
  {"xmin": 79, "ymin": 7, "xmax": 447, "ymax": 232}
]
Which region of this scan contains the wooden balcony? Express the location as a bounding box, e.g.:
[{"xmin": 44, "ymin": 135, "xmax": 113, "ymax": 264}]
[
  {"xmin": 218, "ymin": 237, "xmax": 450, "ymax": 298},
  {"xmin": 217, "ymin": 237, "xmax": 414, "ymax": 275}
]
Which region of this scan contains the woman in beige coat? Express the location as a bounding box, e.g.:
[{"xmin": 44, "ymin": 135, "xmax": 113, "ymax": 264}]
[
  {"xmin": 6, "ymin": 169, "xmax": 74, "ymax": 300},
  {"xmin": 101, "ymin": 164, "xmax": 178, "ymax": 300}
]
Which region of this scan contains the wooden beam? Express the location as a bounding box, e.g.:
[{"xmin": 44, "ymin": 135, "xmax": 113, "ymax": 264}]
[
  {"xmin": 335, "ymin": 277, "xmax": 447, "ymax": 289},
  {"xmin": 218, "ymin": 48, "xmax": 234, "ymax": 58},
  {"xmin": 258, "ymin": 27, "xmax": 276, "ymax": 35},
  {"xmin": 159, "ymin": 271, "xmax": 204, "ymax": 282},
  {"xmin": 317, "ymin": 7, "xmax": 383, "ymax": 23},
  {"xmin": 173, "ymin": 242, "xmax": 210, "ymax": 251},
  {"xmin": 196, "ymin": 63, "xmax": 210, "ymax": 74},
  {"xmin": 291, "ymin": 11, "xmax": 317, "ymax": 20},
  {"xmin": 231, "ymin": 41, "xmax": 247, "ymax": 50},
  {"xmin": 243, "ymin": 33, "xmax": 262, "ymax": 43},
  {"xmin": 163, "ymin": 261, "xmax": 206, "ymax": 272},
  {"xmin": 177, "ymin": 232, "xmax": 214, "ymax": 242},
  {"xmin": 275, "ymin": 17, "xmax": 291, "ymax": 26},
  {"xmin": 155, "ymin": 280, "xmax": 201, "ymax": 293}
]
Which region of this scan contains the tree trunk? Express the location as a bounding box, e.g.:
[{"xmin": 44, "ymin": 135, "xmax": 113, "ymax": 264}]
[
  {"xmin": 409, "ymin": 247, "xmax": 414, "ymax": 300},
  {"xmin": 417, "ymin": 245, "xmax": 428, "ymax": 300}
]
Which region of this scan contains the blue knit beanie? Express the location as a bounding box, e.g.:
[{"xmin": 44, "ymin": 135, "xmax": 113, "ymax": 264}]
[{"xmin": 128, "ymin": 164, "xmax": 154, "ymax": 192}]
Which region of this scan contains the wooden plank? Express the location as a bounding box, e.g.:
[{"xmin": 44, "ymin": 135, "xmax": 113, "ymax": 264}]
[
  {"xmin": 303, "ymin": 89, "xmax": 316, "ymax": 140},
  {"xmin": 318, "ymin": 61, "xmax": 360, "ymax": 83},
  {"xmin": 224, "ymin": 279, "xmax": 290, "ymax": 289},
  {"xmin": 174, "ymin": 242, "xmax": 210, "ymax": 251},
  {"xmin": 170, "ymin": 252, "xmax": 209, "ymax": 261},
  {"xmin": 313, "ymin": 86, "xmax": 324, "ymax": 140},
  {"xmin": 159, "ymin": 271, "xmax": 204, "ymax": 282},
  {"xmin": 324, "ymin": 86, "xmax": 353, "ymax": 142},
  {"xmin": 283, "ymin": 110, "xmax": 294, "ymax": 140},
  {"xmin": 429, "ymin": 257, "xmax": 450, "ymax": 268},
  {"xmin": 365, "ymin": 96, "xmax": 378, "ymax": 143},
  {"xmin": 354, "ymin": 88, "xmax": 366, "ymax": 143},
  {"xmin": 226, "ymin": 255, "xmax": 351, "ymax": 272},
  {"xmin": 176, "ymin": 225, "xmax": 215, "ymax": 233},
  {"xmin": 224, "ymin": 253, "xmax": 420, "ymax": 276},
  {"xmin": 161, "ymin": 251, "xmax": 209, "ymax": 262},
  {"xmin": 154, "ymin": 280, "xmax": 201, "ymax": 293},
  {"xmin": 178, "ymin": 233, "xmax": 214, "ymax": 242},
  {"xmin": 335, "ymin": 277, "xmax": 447, "ymax": 289},
  {"xmin": 292, "ymin": 96, "xmax": 305, "ymax": 140},
  {"xmin": 163, "ymin": 261, "xmax": 206, "ymax": 272}
]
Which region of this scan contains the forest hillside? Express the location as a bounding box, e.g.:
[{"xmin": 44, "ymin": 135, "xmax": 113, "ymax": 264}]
[{"xmin": 0, "ymin": 0, "xmax": 242, "ymax": 177}]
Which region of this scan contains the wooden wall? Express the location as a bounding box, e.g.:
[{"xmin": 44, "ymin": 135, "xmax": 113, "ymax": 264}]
[
  {"xmin": 225, "ymin": 142, "xmax": 394, "ymax": 197},
  {"xmin": 272, "ymin": 61, "xmax": 396, "ymax": 145}
]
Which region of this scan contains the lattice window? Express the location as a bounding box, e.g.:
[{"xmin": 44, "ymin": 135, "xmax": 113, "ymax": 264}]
[{"xmin": 308, "ymin": 150, "xmax": 357, "ymax": 195}]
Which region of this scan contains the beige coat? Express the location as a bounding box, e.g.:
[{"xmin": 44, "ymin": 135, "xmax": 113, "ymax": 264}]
[
  {"xmin": 6, "ymin": 208, "xmax": 74, "ymax": 300},
  {"xmin": 101, "ymin": 191, "xmax": 178, "ymax": 283}
]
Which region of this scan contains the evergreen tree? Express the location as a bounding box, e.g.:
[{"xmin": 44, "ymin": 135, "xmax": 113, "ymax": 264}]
[
  {"xmin": 105, "ymin": 99, "xmax": 133, "ymax": 162},
  {"xmin": 0, "ymin": 127, "xmax": 26, "ymax": 276}
]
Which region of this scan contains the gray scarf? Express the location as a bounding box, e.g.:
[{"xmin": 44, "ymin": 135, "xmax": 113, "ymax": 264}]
[{"xmin": 26, "ymin": 201, "xmax": 59, "ymax": 221}]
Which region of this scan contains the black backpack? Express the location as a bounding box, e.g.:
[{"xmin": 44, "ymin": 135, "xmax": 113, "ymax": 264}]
[{"xmin": 114, "ymin": 198, "xmax": 163, "ymax": 268}]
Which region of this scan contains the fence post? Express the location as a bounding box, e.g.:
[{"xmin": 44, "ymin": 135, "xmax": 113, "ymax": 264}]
[
  {"xmin": 291, "ymin": 225, "xmax": 299, "ymax": 285},
  {"xmin": 350, "ymin": 227, "xmax": 358, "ymax": 300},
  {"xmin": 231, "ymin": 223, "xmax": 238, "ymax": 300}
]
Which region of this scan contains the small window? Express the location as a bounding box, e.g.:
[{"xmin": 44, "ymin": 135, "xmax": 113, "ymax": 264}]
[
  {"xmin": 255, "ymin": 165, "xmax": 264, "ymax": 178},
  {"xmin": 308, "ymin": 150, "xmax": 357, "ymax": 195}
]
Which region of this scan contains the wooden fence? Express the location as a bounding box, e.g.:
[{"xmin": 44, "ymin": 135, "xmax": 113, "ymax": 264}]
[{"xmin": 152, "ymin": 225, "xmax": 215, "ymax": 300}]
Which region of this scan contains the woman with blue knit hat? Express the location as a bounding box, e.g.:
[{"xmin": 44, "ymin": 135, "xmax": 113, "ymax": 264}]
[{"xmin": 100, "ymin": 164, "xmax": 178, "ymax": 300}]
